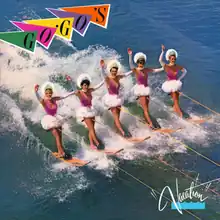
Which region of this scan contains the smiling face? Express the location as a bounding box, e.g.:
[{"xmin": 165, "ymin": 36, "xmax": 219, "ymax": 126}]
[
  {"xmin": 169, "ymin": 55, "xmax": 176, "ymax": 65},
  {"xmin": 82, "ymin": 83, "xmax": 89, "ymax": 92},
  {"xmin": 80, "ymin": 79, "xmax": 90, "ymax": 92},
  {"xmin": 137, "ymin": 58, "xmax": 145, "ymax": 68},
  {"xmin": 45, "ymin": 88, "xmax": 53, "ymax": 99},
  {"xmin": 110, "ymin": 67, "xmax": 118, "ymax": 77}
]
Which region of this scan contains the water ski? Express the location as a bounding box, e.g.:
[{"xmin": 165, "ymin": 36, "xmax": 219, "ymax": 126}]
[
  {"xmin": 91, "ymin": 147, "xmax": 124, "ymax": 155},
  {"xmin": 153, "ymin": 127, "xmax": 182, "ymax": 133},
  {"xmin": 138, "ymin": 118, "xmax": 181, "ymax": 134},
  {"xmin": 185, "ymin": 116, "xmax": 212, "ymax": 124},
  {"xmin": 52, "ymin": 152, "xmax": 90, "ymax": 167},
  {"xmin": 177, "ymin": 109, "xmax": 212, "ymax": 124},
  {"xmin": 126, "ymin": 135, "xmax": 151, "ymax": 143},
  {"xmin": 121, "ymin": 107, "xmax": 180, "ymax": 134}
]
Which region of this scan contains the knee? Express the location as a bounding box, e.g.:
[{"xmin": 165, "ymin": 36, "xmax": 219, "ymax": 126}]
[{"xmin": 89, "ymin": 127, "xmax": 95, "ymax": 133}]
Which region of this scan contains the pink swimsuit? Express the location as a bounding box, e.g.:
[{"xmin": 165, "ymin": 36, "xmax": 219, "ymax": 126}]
[
  {"xmin": 108, "ymin": 78, "xmax": 120, "ymax": 95},
  {"xmin": 166, "ymin": 68, "xmax": 178, "ymax": 80},
  {"xmin": 136, "ymin": 69, "xmax": 148, "ymax": 87},
  {"xmin": 44, "ymin": 100, "xmax": 57, "ymax": 116},
  {"xmin": 80, "ymin": 92, "xmax": 92, "ymax": 107}
]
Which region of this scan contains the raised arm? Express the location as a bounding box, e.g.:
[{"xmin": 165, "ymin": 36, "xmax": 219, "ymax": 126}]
[
  {"xmin": 65, "ymin": 75, "xmax": 75, "ymax": 91},
  {"xmin": 100, "ymin": 60, "xmax": 108, "ymax": 78},
  {"xmin": 128, "ymin": 48, "xmax": 135, "ymax": 69},
  {"xmin": 34, "ymin": 84, "xmax": 43, "ymax": 104},
  {"xmin": 159, "ymin": 44, "xmax": 166, "ymax": 67},
  {"xmin": 178, "ymin": 66, "xmax": 187, "ymax": 81}
]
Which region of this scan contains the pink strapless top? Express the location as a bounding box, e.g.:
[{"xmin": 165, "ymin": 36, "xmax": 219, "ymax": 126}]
[
  {"xmin": 44, "ymin": 100, "xmax": 57, "ymax": 116},
  {"xmin": 167, "ymin": 69, "xmax": 178, "ymax": 80},
  {"xmin": 136, "ymin": 69, "xmax": 148, "ymax": 87},
  {"xmin": 108, "ymin": 78, "xmax": 120, "ymax": 95},
  {"xmin": 79, "ymin": 92, "xmax": 92, "ymax": 107}
]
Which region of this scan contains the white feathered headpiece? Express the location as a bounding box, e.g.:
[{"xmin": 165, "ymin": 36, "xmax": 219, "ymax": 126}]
[
  {"xmin": 165, "ymin": 49, "xmax": 178, "ymax": 61},
  {"xmin": 107, "ymin": 60, "xmax": 121, "ymax": 73},
  {"xmin": 41, "ymin": 81, "xmax": 55, "ymax": 95},
  {"xmin": 134, "ymin": 52, "xmax": 147, "ymax": 63},
  {"xmin": 77, "ymin": 74, "xmax": 92, "ymax": 88}
]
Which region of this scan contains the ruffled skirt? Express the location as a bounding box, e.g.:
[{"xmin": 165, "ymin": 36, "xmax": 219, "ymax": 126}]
[
  {"xmin": 162, "ymin": 80, "xmax": 182, "ymax": 93},
  {"xmin": 76, "ymin": 106, "xmax": 96, "ymax": 121},
  {"xmin": 41, "ymin": 114, "xmax": 63, "ymax": 130},
  {"xmin": 102, "ymin": 93, "xmax": 123, "ymax": 109},
  {"xmin": 133, "ymin": 84, "xmax": 151, "ymax": 96}
]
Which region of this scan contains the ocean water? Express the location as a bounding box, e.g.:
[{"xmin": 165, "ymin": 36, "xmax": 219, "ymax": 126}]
[{"xmin": 0, "ymin": 0, "xmax": 220, "ymax": 219}]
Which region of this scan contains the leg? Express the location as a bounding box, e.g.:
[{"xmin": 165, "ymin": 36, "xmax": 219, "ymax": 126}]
[
  {"xmin": 84, "ymin": 118, "xmax": 100, "ymax": 148},
  {"xmin": 110, "ymin": 107, "xmax": 125, "ymax": 136},
  {"xmin": 90, "ymin": 118, "xmax": 100, "ymax": 146},
  {"xmin": 138, "ymin": 96, "xmax": 153, "ymax": 127},
  {"xmin": 171, "ymin": 92, "xmax": 183, "ymax": 117},
  {"xmin": 51, "ymin": 128, "xmax": 65, "ymax": 156}
]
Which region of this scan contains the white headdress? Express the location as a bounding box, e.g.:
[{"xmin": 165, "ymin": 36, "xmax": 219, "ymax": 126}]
[
  {"xmin": 77, "ymin": 74, "xmax": 92, "ymax": 88},
  {"xmin": 41, "ymin": 81, "xmax": 55, "ymax": 95},
  {"xmin": 165, "ymin": 49, "xmax": 178, "ymax": 61},
  {"xmin": 134, "ymin": 52, "xmax": 147, "ymax": 63},
  {"xmin": 107, "ymin": 60, "xmax": 121, "ymax": 73}
]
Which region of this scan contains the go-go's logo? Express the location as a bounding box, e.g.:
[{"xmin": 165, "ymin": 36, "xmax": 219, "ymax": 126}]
[{"xmin": 0, "ymin": 4, "xmax": 110, "ymax": 53}]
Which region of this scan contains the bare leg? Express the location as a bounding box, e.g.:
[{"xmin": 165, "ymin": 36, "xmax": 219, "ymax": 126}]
[
  {"xmin": 111, "ymin": 107, "xmax": 125, "ymax": 136},
  {"xmin": 171, "ymin": 92, "xmax": 183, "ymax": 117},
  {"xmin": 51, "ymin": 128, "xmax": 65, "ymax": 156},
  {"xmin": 138, "ymin": 96, "xmax": 153, "ymax": 128},
  {"xmin": 84, "ymin": 118, "xmax": 100, "ymax": 147}
]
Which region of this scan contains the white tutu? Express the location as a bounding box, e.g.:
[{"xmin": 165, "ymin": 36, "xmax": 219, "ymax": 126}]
[
  {"xmin": 41, "ymin": 114, "xmax": 63, "ymax": 130},
  {"xmin": 76, "ymin": 106, "xmax": 96, "ymax": 121},
  {"xmin": 133, "ymin": 84, "xmax": 151, "ymax": 96},
  {"xmin": 162, "ymin": 80, "xmax": 182, "ymax": 93},
  {"xmin": 102, "ymin": 93, "xmax": 123, "ymax": 109}
]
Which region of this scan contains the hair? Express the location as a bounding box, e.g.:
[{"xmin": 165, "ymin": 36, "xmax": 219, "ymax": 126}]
[
  {"xmin": 45, "ymin": 88, "xmax": 53, "ymax": 93},
  {"xmin": 137, "ymin": 58, "xmax": 145, "ymax": 64},
  {"xmin": 80, "ymin": 79, "xmax": 90, "ymax": 87},
  {"xmin": 169, "ymin": 54, "xmax": 176, "ymax": 58},
  {"xmin": 110, "ymin": 66, "xmax": 118, "ymax": 72}
]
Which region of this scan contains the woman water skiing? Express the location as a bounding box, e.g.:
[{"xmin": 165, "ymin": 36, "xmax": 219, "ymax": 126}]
[
  {"xmin": 159, "ymin": 44, "xmax": 187, "ymax": 117},
  {"xmin": 127, "ymin": 48, "xmax": 164, "ymax": 129},
  {"xmin": 74, "ymin": 74, "xmax": 104, "ymax": 149},
  {"xmin": 34, "ymin": 83, "xmax": 76, "ymax": 159},
  {"xmin": 100, "ymin": 59, "xmax": 132, "ymax": 136}
]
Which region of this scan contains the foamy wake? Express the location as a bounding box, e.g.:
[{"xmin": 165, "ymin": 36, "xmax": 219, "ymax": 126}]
[{"xmin": 0, "ymin": 40, "xmax": 218, "ymax": 201}]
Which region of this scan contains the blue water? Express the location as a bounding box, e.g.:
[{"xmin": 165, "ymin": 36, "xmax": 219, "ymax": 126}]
[{"xmin": 0, "ymin": 0, "xmax": 220, "ymax": 220}]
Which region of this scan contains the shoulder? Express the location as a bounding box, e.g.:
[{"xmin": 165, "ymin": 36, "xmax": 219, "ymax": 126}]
[
  {"xmin": 75, "ymin": 90, "xmax": 80, "ymax": 96},
  {"xmin": 117, "ymin": 75, "xmax": 123, "ymax": 80},
  {"xmin": 41, "ymin": 98, "xmax": 45, "ymax": 105},
  {"xmin": 88, "ymin": 88, "xmax": 94, "ymax": 92},
  {"xmin": 132, "ymin": 68, "xmax": 138, "ymax": 73},
  {"xmin": 176, "ymin": 64, "xmax": 183, "ymax": 70}
]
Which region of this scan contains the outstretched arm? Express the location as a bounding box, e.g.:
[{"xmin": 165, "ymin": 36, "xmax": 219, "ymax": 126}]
[
  {"xmin": 118, "ymin": 70, "xmax": 133, "ymax": 79},
  {"xmin": 53, "ymin": 90, "xmax": 77, "ymax": 101},
  {"xmin": 178, "ymin": 67, "xmax": 187, "ymax": 81},
  {"xmin": 90, "ymin": 80, "xmax": 105, "ymax": 92},
  {"xmin": 159, "ymin": 45, "xmax": 166, "ymax": 67},
  {"xmin": 151, "ymin": 67, "xmax": 164, "ymax": 73}
]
